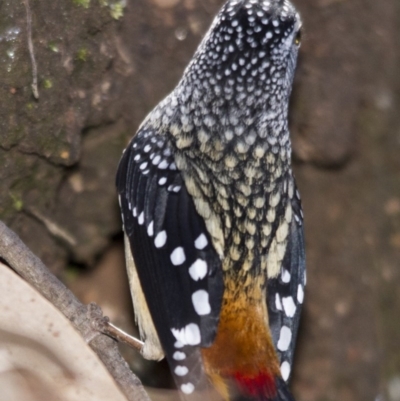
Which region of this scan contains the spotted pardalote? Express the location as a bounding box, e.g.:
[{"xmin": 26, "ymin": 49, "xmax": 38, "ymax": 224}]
[{"xmin": 116, "ymin": 0, "xmax": 305, "ymax": 400}]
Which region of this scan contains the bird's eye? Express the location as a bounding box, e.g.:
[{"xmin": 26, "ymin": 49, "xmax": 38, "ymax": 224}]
[{"xmin": 294, "ymin": 29, "xmax": 302, "ymax": 46}]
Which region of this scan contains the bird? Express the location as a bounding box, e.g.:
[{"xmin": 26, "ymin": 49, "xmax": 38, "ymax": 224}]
[{"xmin": 116, "ymin": 0, "xmax": 305, "ymax": 400}]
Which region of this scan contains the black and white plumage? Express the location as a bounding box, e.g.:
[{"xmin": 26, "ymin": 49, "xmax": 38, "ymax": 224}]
[{"xmin": 117, "ymin": 0, "xmax": 305, "ymax": 400}]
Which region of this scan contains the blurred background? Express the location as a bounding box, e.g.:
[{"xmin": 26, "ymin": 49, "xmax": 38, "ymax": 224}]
[{"xmin": 0, "ymin": 0, "xmax": 399, "ymax": 400}]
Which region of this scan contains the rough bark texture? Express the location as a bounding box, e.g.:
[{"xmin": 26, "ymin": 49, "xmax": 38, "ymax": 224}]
[{"xmin": 1, "ymin": 0, "xmax": 400, "ymax": 400}]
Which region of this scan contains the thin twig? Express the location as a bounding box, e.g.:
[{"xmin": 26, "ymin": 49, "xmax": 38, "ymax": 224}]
[
  {"xmin": 22, "ymin": 0, "xmax": 39, "ymax": 99},
  {"xmin": 26, "ymin": 207, "xmax": 78, "ymax": 247},
  {"xmin": 0, "ymin": 220, "xmax": 151, "ymax": 401},
  {"xmin": 104, "ymin": 321, "xmax": 144, "ymax": 352}
]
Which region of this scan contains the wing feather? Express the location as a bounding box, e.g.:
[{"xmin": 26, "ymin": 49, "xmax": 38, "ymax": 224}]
[
  {"xmin": 116, "ymin": 127, "xmax": 224, "ymax": 398},
  {"xmin": 267, "ymin": 187, "xmax": 306, "ymax": 382}
]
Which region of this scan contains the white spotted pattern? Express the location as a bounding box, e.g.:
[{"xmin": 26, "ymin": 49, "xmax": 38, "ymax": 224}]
[
  {"xmin": 171, "ymin": 323, "xmax": 201, "ymax": 346},
  {"xmin": 173, "ymin": 351, "xmax": 186, "ymax": 360},
  {"xmin": 297, "ymin": 284, "xmax": 304, "ymax": 304},
  {"xmin": 154, "ymin": 231, "xmax": 167, "ymax": 248},
  {"xmin": 280, "ymin": 361, "xmax": 291, "ymax": 381},
  {"xmin": 175, "ymin": 366, "xmax": 189, "ymax": 376},
  {"xmin": 138, "ymin": 212, "xmax": 144, "ymax": 225},
  {"xmin": 170, "ymin": 247, "xmax": 186, "ymax": 266},
  {"xmin": 188, "ymin": 259, "xmax": 208, "ymax": 281},
  {"xmin": 158, "ymin": 160, "xmax": 169, "ymax": 169},
  {"xmin": 277, "ymin": 326, "xmax": 292, "ymax": 351},
  {"xmin": 191, "ymin": 290, "xmax": 211, "ymax": 315},
  {"xmin": 281, "ymin": 268, "xmax": 291, "ymax": 283},
  {"xmin": 275, "ymin": 293, "xmax": 282, "ymax": 311},
  {"xmin": 158, "ymin": 177, "xmax": 167, "ymax": 185},
  {"xmin": 194, "ymin": 233, "xmax": 208, "ymax": 250},
  {"xmin": 282, "ymin": 296, "xmax": 296, "ymax": 317},
  {"xmin": 147, "ymin": 221, "xmax": 154, "ymax": 237},
  {"xmin": 181, "ymin": 383, "xmax": 195, "ymax": 395}
]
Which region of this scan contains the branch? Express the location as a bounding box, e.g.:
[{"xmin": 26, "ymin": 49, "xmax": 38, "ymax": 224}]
[{"xmin": 0, "ymin": 220, "xmax": 151, "ymax": 401}]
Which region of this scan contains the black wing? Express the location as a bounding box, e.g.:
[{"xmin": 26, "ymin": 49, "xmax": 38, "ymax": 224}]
[
  {"xmin": 116, "ymin": 126, "xmax": 224, "ymax": 399},
  {"xmin": 267, "ymin": 187, "xmax": 306, "ymax": 382}
]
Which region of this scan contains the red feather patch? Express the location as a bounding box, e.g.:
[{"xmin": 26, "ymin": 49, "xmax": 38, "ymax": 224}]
[{"xmin": 234, "ymin": 370, "xmax": 277, "ymax": 399}]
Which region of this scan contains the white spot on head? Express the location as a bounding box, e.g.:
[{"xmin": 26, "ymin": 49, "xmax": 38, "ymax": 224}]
[
  {"xmin": 138, "ymin": 212, "xmax": 145, "ymax": 225},
  {"xmin": 192, "ymin": 290, "xmax": 211, "ymax": 315},
  {"xmin": 175, "ymin": 366, "xmax": 189, "ymax": 376},
  {"xmin": 170, "ymin": 247, "xmax": 186, "ymax": 265},
  {"xmin": 297, "ymin": 284, "xmax": 304, "ymax": 304},
  {"xmin": 275, "ymin": 293, "xmax": 282, "ymax": 311},
  {"xmin": 147, "ymin": 221, "xmax": 154, "ymax": 237},
  {"xmin": 144, "ymin": 144, "xmax": 151, "ymax": 153},
  {"xmin": 194, "ymin": 233, "xmax": 208, "ymax": 250},
  {"xmin": 280, "ymin": 361, "xmax": 291, "ymax": 381},
  {"xmin": 181, "ymin": 383, "xmax": 195, "ymax": 394},
  {"xmin": 154, "ymin": 231, "xmax": 167, "ymax": 248},
  {"xmin": 188, "ymin": 259, "xmax": 208, "ymax": 281},
  {"xmin": 281, "ymin": 268, "xmax": 291, "ymax": 283},
  {"xmin": 140, "ymin": 162, "xmax": 148, "ymax": 170},
  {"xmin": 277, "ymin": 326, "xmax": 292, "ymax": 351},
  {"xmin": 282, "ymin": 296, "xmax": 296, "ymax": 318},
  {"xmin": 171, "ymin": 323, "xmax": 201, "ymax": 346},
  {"xmin": 134, "ymin": 154, "xmax": 141, "ymax": 161},
  {"xmin": 173, "ymin": 351, "xmax": 186, "ymax": 360}
]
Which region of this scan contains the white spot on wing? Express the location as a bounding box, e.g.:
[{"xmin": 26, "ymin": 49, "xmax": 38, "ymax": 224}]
[
  {"xmin": 147, "ymin": 221, "xmax": 154, "ymax": 237},
  {"xmin": 188, "ymin": 259, "xmax": 208, "ymax": 281},
  {"xmin": 158, "ymin": 160, "xmax": 169, "ymax": 169},
  {"xmin": 282, "ymin": 296, "xmax": 296, "ymax": 318},
  {"xmin": 152, "ymin": 155, "xmax": 161, "ymax": 165},
  {"xmin": 281, "ymin": 268, "xmax": 291, "ymax": 283},
  {"xmin": 154, "ymin": 231, "xmax": 167, "ymax": 248},
  {"xmin": 181, "ymin": 383, "xmax": 195, "ymax": 394},
  {"xmin": 192, "ymin": 290, "xmax": 211, "ymax": 315},
  {"xmin": 280, "ymin": 361, "xmax": 291, "ymax": 381},
  {"xmin": 277, "ymin": 326, "xmax": 292, "ymax": 351},
  {"xmin": 171, "ymin": 323, "xmax": 201, "ymax": 346},
  {"xmin": 194, "ymin": 233, "xmax": 208, "ymax": 250},
  {"xmin": 275, "ymin": 293, "xmax": 282, "ymax": 311},
  {"xmin": 158, "ymin": 177, "xmax": 167, "ymax": 185},
  {"xmin": 170, "ymin": 247, "xmax": 186, "ymax": 265},
  {"xmin": 175, "ymin": 366, "xmax": 189, "ymax": 376},
  {"xmin": 173, "ymin": 351, "xmax": 186, "ymax": 360},
  {"xmin": 297, "ymin": 284, "xmax": 304, "ymax": 304},
  {"xmin": 138, "ymin": 212, "xmax": 145, "ymax": 225}
]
